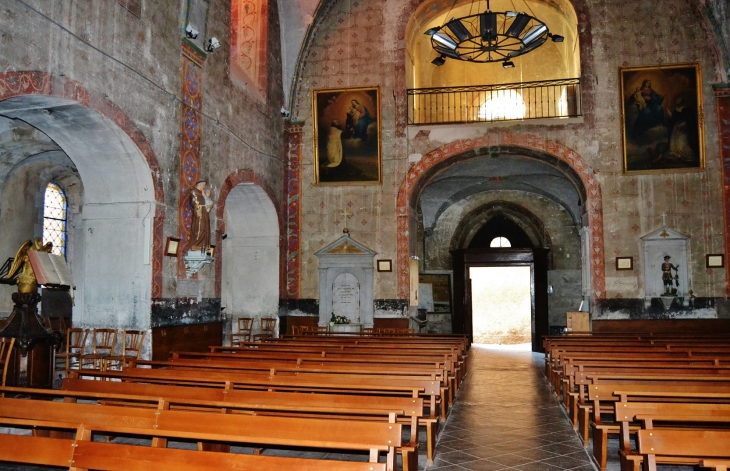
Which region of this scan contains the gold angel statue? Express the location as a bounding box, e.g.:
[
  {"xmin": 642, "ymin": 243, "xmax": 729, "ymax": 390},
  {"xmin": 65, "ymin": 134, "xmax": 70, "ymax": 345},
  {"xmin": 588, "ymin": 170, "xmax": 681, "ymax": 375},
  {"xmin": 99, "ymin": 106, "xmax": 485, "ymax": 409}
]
[{"xmin": 0, "ymin": 238, "xmax": 53, "ymax": 294}]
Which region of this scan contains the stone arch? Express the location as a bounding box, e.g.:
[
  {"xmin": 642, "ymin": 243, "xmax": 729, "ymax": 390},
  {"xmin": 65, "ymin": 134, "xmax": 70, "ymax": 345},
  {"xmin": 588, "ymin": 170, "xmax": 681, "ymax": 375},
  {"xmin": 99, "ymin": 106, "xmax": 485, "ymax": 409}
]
[
  {"xmin": 0, "ymin": 72, "xmax": 166, "ymax": 329},
  {"xmin": 396, "ymin": 132, "xmax": 604, "ymax": 300},
  {"xmin": 215, "ymin": 171, "xmax": 282, "ymax": 343},
  {"xmin": 214, "ymin": 169, "xmax": 285, "ymax": 299},
  {"xmin": 450, "ymin": 200, "xmax": 553, "ymax": 254}
]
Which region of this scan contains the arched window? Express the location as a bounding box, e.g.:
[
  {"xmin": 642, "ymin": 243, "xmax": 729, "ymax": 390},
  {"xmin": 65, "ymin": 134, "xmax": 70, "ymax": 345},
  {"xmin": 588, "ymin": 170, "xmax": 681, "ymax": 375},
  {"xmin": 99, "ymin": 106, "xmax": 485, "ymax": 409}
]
[
  {"xmin": 43, "ymin": 182, "xmax": 68, "ymax": 257},
  {"xmin": 490, "ymin": 237, "xmax": 511, "ymax": 248}
]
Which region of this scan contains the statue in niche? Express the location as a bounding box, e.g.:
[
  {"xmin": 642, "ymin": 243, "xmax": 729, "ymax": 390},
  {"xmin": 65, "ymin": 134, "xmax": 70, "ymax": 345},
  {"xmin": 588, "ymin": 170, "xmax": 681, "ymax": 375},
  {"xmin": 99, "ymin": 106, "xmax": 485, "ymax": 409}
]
[
  {"xmin": 188, "ymin": 180, "xmax": 213, "ymax": 253},
  {"xmin": 661, "ymin": 255, "xmax": 679, "ymax": 295}
]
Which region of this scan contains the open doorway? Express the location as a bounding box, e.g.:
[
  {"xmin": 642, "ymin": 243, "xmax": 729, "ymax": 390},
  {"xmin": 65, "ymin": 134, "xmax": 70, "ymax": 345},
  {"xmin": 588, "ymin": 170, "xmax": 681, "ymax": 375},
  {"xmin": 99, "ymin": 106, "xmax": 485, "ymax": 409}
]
[{"xmin": 470, "ymin": 266, "xmax": 531, "ymax": 345}]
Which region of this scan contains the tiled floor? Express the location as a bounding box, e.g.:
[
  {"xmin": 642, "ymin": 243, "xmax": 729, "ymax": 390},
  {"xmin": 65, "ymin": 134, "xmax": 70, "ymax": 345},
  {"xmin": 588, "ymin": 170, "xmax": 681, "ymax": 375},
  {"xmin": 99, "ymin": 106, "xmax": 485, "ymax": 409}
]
[{"xmin": 426, "ymin": 345, "xmax": 596, "ymax": 471}]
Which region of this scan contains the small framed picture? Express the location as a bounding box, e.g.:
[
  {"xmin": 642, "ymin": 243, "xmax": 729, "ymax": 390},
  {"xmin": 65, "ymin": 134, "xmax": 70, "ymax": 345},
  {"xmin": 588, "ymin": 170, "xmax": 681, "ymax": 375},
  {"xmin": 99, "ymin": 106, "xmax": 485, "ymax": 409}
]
[
  {"xmin": 207, "ymin": 245, "xmax": 215, "ymax": 258},
  {"xmin": 164, "ymin": 237, "xmax": 181, "ymax": 257},
  {"xmin": 377, "ymin": 259, "xmax": 392, "ymax": 272},
  {"xmin": 616, "ymin": 256, "xmax": 633, "ymax": 270},
  {"xmin": 706, "ymin": 254, "xmax": 724, "ymax": 268}
]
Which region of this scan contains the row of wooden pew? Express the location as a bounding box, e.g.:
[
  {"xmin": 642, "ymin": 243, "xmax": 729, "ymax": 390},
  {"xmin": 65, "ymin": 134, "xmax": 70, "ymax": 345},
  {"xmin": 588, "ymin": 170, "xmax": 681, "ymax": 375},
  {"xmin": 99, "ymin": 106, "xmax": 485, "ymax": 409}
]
[
  {"xmin": 544, "ymin": 332, "xmax": 730, "ymax": 471},
  {"xmin": 0, "ymin": 332, "xmax": 469, "ymax": 470}
]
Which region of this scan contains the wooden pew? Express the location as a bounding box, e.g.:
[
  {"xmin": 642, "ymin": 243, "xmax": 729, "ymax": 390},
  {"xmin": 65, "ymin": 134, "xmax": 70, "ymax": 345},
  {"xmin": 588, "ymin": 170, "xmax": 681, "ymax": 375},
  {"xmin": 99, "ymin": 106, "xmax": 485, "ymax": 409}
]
[
  {"xmin": 136, "ymin": 357, "xmax": 454, "ymax": 412},
  {"xmin": 636, "ymin": 423, "xmax": 730, "ymax": 471},
  {"xmin": 0, "ymin": 434, "xmax": 388, "ymax": 471},
  {"xmin": 0, "ymin": 396, "xmax": 402, "ymax": 470},
  {"xmin": 613, "ymin": 401, "xmax": 730, "ymax": 471},
  {"xmin": 580, "ymin": 382, "xmax": 730, "ymax": 457},
  {"xmin": 68, "ymin": 367, "xmax": 447, "ymax": 419},
  {"xmin": 47, "ymin": 379, "xmax": 438, "ymax": 467}
]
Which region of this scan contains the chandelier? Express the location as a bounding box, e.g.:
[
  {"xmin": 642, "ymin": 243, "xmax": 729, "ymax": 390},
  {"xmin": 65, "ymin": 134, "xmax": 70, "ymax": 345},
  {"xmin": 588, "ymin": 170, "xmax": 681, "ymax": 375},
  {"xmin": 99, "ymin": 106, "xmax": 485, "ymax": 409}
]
[{"xmin": 425, "ymin": 0, "xmax": 563, "ymax": 68}]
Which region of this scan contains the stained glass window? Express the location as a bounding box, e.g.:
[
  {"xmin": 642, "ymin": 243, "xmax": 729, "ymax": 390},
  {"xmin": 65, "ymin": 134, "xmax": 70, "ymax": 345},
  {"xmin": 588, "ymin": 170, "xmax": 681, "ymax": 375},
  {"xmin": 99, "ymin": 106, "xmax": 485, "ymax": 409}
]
[{"xmin": 43, "ymin": 183, "xmax": 67, "ymax": 257}]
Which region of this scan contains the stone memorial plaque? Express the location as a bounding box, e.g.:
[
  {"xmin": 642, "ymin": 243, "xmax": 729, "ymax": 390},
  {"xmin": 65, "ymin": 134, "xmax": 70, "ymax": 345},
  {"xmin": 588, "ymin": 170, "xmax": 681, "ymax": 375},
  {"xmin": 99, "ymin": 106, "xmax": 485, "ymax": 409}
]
[{"xmin": 332, "ymin": 272, "xmax": 360, "ymax": 322}]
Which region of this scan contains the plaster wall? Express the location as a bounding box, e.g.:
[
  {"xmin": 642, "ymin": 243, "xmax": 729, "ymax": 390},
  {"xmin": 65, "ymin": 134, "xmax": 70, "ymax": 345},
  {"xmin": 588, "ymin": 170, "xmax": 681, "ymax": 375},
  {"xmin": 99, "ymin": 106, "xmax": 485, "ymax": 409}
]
[
  {"xmin": 0, "ymin": 1, "xmax": 285, "ymax": 330},
  {"xmin": 291, "ymin": 0, "xmax": 726, "ymax": 316}
]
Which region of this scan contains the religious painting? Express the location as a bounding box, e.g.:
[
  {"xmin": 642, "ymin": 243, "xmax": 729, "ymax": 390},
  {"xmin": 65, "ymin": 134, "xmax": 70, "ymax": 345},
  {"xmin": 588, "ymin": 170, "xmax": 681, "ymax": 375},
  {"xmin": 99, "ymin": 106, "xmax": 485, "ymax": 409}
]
[
  {"xmin": 620, "ymin": 63, "xmax": 704, "ymax": 174},
  {"xmin": 312, "ymin": 87, "xmax": 381, "ymax": 185}
]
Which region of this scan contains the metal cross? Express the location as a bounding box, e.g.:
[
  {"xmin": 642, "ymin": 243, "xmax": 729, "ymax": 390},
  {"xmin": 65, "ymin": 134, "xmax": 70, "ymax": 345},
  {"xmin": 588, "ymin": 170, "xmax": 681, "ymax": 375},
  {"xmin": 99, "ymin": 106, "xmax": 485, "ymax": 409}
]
[{"xmin": 339, "ymin": 208, "xmax": 353, "ymax": 230}]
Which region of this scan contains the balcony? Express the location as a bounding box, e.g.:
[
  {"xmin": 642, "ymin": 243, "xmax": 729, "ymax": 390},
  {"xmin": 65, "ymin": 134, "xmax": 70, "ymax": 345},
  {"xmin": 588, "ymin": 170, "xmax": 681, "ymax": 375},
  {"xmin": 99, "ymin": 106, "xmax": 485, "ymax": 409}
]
[{"xmin": 407, "ymin": 78, "xmax": 581, "ymax": 125}]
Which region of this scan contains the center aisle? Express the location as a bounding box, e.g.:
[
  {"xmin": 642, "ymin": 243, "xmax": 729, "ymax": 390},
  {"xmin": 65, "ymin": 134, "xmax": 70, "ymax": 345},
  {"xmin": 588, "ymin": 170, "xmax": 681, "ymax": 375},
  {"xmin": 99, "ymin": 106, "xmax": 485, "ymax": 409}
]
[{"xmin": 428, "ymin": 345, "xmax": 595, "ymax": 471}]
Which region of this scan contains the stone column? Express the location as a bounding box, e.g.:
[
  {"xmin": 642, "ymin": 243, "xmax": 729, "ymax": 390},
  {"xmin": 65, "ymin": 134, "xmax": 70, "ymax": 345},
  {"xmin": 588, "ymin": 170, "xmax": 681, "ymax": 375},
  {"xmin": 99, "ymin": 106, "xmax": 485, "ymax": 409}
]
[{"xmin": 715, "ymin": 84, "xmax": 730, "ymax": 297}]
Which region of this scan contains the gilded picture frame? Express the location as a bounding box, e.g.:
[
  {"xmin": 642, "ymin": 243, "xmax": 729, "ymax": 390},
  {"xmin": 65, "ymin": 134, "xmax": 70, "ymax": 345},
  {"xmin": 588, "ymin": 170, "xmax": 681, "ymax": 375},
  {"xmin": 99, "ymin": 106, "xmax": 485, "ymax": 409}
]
[
  {"xmin": 620, "ymin": 63, "xmax": 704, "ymax": 174},
  {"xmin": 312, "ymin": 87, "xmax": 381, "ymax": 185}
]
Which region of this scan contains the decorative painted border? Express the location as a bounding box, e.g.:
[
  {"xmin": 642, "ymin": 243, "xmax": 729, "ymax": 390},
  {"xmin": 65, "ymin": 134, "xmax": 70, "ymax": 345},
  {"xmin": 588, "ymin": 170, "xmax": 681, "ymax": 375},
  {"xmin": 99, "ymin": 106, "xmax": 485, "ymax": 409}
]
[
  {"xmin": 0, "ymin": 71, "xmax": 166, "ymax": 297},
  {"xmin": 285, "ymin": 122, "xmax": 303, "ymax": 298},
  {"xmin": 178, "ymin": 57, "xmax": 203, "ymax": 277},
  {"xmin": 213, "ymin": 168, "xmax": 285, "ymax": 299},
  {"xmin": 395, "ymin": 132, "xmax": 606, "ymax": 300},
  {"xmin": 715, "ymin": 86, "xmax": 730, "ymax": 296}
]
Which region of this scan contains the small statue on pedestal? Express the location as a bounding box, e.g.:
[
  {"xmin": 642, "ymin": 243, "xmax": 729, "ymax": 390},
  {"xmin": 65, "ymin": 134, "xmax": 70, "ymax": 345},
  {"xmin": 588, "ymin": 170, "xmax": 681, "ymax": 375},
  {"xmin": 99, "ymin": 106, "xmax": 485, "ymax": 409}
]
[{"xmin": 661, "ymin": 255, "xmax": 679, "ymax": 295}]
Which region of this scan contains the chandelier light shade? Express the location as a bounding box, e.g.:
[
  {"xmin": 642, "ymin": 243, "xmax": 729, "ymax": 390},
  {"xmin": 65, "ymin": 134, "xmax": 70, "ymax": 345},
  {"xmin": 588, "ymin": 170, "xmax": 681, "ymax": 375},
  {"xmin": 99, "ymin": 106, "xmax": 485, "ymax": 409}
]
[{"xmin": 426, "ymin": 0, "xmax": 563, "ymax": 66}]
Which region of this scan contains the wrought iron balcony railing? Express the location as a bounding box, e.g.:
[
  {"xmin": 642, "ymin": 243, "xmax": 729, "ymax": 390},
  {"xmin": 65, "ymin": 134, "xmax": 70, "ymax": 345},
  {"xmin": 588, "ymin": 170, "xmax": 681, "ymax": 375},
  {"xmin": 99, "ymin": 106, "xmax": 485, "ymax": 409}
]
[{"xmin": 407, "ymin": 78, "xmax": 581, "ymax": 125}]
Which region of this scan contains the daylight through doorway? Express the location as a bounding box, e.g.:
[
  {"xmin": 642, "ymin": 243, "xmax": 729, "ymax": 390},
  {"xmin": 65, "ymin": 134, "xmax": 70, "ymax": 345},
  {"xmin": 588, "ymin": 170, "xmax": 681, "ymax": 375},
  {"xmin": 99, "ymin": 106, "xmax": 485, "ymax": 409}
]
[{"xmin": 470, "ymin": 266, "xmax": 531, "ymax": 344}]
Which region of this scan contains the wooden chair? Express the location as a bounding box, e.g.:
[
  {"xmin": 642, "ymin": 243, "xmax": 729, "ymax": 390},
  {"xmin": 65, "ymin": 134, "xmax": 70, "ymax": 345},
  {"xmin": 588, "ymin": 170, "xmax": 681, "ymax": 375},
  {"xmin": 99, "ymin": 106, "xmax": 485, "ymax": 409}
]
[
  {"xmin": 104, "ymin": 330, "xmax": 146, "ymax": 371},
  {"xmin": 55, "ymin": 328, "xmax": 88, "ymax": 375},
  {"xmin": 0, "ymin": 337, "xmax": 15, "ymax": 389},
  {"xmin": 231, "ymin": 317, "xmax": 253, "ymax": 346},
  {"xmin": 81, "ymin": 328, "xmax": 117, "ymax": 370},
  {"xmin": 253, "ymin": 317, "xmax": 277, "ymax": 341}
]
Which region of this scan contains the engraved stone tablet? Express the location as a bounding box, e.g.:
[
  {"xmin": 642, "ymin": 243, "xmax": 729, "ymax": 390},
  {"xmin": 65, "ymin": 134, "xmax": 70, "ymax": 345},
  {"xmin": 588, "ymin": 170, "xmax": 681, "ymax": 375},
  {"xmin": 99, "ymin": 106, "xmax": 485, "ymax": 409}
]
[{"xmin": 332, "ymin": 272, "xmax": 360, "ymax": 321}]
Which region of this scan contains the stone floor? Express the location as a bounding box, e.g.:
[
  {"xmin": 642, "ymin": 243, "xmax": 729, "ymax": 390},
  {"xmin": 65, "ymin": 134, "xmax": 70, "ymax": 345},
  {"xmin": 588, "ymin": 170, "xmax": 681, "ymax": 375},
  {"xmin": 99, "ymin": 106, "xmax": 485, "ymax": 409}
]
[
  {"xmin": 427, "ymin": 344, "xmax": 596, "ymax": 471},
  {"xmin": 0, "ymin": 344, "xmax": 694, "ymax": 470}
]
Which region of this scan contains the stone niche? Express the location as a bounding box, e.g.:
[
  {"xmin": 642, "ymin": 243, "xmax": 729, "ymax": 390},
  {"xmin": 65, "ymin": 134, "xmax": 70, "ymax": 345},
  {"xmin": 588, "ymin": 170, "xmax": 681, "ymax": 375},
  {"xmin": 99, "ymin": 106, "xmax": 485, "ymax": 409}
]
[
  {"xmin": 641, "ymin": 226, "xmax": 689, "ymax": 304},
  {"xmin": 315, "ymin": 232, "xmax": 376, "ymax": 328}
]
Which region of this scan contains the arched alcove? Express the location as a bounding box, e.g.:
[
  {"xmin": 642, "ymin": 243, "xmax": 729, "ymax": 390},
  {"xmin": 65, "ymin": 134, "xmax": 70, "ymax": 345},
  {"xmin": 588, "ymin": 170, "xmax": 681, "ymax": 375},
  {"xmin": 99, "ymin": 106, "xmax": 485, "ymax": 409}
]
[
  {"xmin": 221, "ymin": 182, "xmax": 280, "ymax": 342},
  {"xmin": 0, "ymin": 96, "xmax": 157, "ymax": 330}
]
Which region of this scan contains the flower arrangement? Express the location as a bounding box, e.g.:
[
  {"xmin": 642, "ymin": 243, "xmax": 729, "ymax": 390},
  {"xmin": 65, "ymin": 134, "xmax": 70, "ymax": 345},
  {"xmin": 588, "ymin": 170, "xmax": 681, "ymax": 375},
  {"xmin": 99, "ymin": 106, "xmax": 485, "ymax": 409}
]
[{"xmin": 330, "ymin": 313, "xmax": 351, "ymax": 324}]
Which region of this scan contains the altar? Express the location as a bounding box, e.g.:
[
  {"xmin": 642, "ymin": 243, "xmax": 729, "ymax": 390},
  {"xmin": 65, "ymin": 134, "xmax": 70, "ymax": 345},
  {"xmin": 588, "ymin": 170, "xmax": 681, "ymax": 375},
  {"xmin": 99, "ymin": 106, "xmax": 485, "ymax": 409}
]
[{"xmin": 329, "ymin": 323, "xmax": 362, "ymax": 333}]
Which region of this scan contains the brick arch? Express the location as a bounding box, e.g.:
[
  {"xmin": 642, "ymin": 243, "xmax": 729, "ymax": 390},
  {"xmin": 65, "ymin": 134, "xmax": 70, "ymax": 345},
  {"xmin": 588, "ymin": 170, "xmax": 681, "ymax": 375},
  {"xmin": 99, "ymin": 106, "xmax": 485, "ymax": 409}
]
[
  {"xmin": 214, "ymin": 169, "xmax": 285, "ymax": 298},
  {"xmin": 0, "ymin": 71, "xmax": 167, "ymax": 297},
  {"xmin": 396, "ymin": 132, "xmax": 605, "ymax": 300}
]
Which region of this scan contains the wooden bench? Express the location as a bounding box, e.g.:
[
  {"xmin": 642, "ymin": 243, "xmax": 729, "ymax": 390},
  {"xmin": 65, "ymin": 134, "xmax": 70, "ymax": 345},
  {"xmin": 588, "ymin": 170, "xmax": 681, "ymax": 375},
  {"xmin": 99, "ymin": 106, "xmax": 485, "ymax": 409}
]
[
  {"xmin": 614, "ymin": 402, "xmax": 730, "ymax": 471},
  {"xmin": 0, "ymin": 395, "xmax": 402, "ymax": 470},
  {"xmin": 0, "ymin": 434, "xmax": 388, "ymax": 471},
  {"xmin": 45, "ymin": 378, "xmax": 438, "ymax": 467},
  {"xmin": 637, "ymin": 423, "xmax": 730, "ymax": 471},
  {"xmin": 580, "ymin": 382, "xmax": 730, "ymax": 450},
  {"xmin": 69, "ymin": 367, "xmax": 447, "ymax": 419}
]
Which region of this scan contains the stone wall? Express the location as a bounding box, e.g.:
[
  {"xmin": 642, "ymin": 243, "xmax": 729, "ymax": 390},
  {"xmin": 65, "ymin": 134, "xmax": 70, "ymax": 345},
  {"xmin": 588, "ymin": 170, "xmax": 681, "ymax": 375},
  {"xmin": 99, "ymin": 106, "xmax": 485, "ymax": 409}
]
[
  {"xmin": 289, "ymin": 0, "xmax": 726, "ymax": 325},
  {"xmin": 0, "ymin": 1, "xmax": 285, "ymax": 331}
]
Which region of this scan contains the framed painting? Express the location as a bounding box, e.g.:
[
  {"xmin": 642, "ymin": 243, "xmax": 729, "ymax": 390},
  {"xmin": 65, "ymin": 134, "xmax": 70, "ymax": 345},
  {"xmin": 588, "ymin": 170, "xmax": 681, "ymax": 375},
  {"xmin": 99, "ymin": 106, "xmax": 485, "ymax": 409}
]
[
  {"xmin": 312, "ymin": 87, "xmax": 381, "ymax": 185},
  {"xmin": 620, "ymin": 63, "xmax": 704, "ymax": 174}
]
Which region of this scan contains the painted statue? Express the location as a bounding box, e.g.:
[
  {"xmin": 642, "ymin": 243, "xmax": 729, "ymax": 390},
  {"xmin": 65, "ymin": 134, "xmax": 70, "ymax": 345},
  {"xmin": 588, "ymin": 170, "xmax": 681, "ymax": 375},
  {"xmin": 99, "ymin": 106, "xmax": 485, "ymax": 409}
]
[
  {"xmin": 188, "ymin": 180, "xmax": 213, "ymax": 252},
  {"xmin": 661, "ymin": 255, "xmax": 679, "ymax": 295}
]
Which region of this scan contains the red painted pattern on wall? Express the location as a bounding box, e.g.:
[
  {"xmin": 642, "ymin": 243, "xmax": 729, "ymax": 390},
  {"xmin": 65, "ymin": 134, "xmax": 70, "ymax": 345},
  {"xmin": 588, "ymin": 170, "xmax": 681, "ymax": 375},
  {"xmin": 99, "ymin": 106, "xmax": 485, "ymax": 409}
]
[
  {"xmin": 284, "ymin": 123, "xmax": 303, "ymax": 298},
  {"xmin": 178, "ymin": 58, "xmax": 203, "ymax": 277}
]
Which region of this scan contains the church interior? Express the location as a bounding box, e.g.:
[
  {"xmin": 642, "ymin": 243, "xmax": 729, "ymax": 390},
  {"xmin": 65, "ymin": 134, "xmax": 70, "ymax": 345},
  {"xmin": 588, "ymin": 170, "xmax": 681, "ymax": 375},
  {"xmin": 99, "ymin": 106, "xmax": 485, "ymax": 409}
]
[{"xmin": 0, "ymin": 0, "xmax": 730, "ymax": 469}]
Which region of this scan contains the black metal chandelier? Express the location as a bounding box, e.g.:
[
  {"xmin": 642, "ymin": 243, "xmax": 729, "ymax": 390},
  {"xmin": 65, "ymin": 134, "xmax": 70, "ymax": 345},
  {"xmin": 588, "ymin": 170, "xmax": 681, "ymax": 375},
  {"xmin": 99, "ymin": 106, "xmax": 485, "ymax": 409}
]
[{"xmin": 425, "ymin": 0, "xmax": 563, "ymax": 68}]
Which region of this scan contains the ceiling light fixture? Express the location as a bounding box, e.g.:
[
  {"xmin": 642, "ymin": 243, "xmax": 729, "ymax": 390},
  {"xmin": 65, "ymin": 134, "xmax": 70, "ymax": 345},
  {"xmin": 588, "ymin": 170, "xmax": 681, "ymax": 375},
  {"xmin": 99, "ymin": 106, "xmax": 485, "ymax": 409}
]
[{"xmin": 425, "ymin": 0, "xmax": 562, "ymax": 65}]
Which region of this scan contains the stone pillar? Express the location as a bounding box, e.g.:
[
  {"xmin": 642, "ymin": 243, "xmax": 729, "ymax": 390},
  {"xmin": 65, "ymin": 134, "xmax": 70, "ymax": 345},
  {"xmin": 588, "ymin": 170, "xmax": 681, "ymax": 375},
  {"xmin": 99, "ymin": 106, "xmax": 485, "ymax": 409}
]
[
  {"xmin": 715, "ymin": 84, "xmax": 730, "ymax": 297},
  {"xmin": 285, "ymin": 122, "xmax": 304, "ymax": 299}
]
